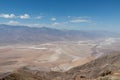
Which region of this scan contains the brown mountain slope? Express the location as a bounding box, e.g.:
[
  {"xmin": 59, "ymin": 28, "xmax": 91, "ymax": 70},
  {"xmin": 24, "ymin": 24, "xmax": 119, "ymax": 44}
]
[
  {"xmin": 0, "ymin": 52, "xmax": 120, "ymax": 80},
  {"xmin": 65, "ymin": 52, "xmax": 120, "ymax": 79}
]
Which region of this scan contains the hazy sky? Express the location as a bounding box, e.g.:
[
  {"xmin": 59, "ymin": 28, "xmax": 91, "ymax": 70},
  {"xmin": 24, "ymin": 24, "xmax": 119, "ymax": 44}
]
[{"xmin": 0, "ymin": 0, "xmax": 119, "ymax": 31}]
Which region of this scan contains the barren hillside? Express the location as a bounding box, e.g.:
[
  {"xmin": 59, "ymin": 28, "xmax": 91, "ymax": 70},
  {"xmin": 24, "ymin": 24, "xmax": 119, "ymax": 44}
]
[{"xmin": 0, "ymin": 51, "xmax": 120, "ymax": 80}]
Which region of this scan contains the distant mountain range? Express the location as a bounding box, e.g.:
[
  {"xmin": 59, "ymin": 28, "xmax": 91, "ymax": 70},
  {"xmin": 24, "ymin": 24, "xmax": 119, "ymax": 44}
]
[{"xmin": 0, "ymin": 24, "xmax": 119, "ymax": 45}]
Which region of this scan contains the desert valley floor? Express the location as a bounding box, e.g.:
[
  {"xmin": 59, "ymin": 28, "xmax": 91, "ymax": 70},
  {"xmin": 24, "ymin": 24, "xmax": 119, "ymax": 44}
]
[
  {"xmin": 0, "ymin": 38, "xmax": 120, "ymax": 77},
  {"xmin": 0, "ymin": 41, "xmax": 95, "ymax": 74}
]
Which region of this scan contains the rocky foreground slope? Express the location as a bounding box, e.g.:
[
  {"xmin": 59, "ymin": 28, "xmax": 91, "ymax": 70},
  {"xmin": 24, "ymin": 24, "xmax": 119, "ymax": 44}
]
[{"xmin": 0, "ymin": 52, "xmax": 120, "ymax": 80}]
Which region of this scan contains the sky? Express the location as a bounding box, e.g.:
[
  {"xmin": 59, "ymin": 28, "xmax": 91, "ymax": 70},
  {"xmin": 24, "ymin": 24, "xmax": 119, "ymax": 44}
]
[{"xmin": 0, "ymin": 0, "xmax": 120, "ymax": 31}]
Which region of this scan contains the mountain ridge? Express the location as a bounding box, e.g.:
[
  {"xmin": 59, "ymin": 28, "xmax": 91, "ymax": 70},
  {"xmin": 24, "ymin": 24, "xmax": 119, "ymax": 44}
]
[{"xmin": 0, "ymin": 24, "xmax": 119, "ymax": 45}]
